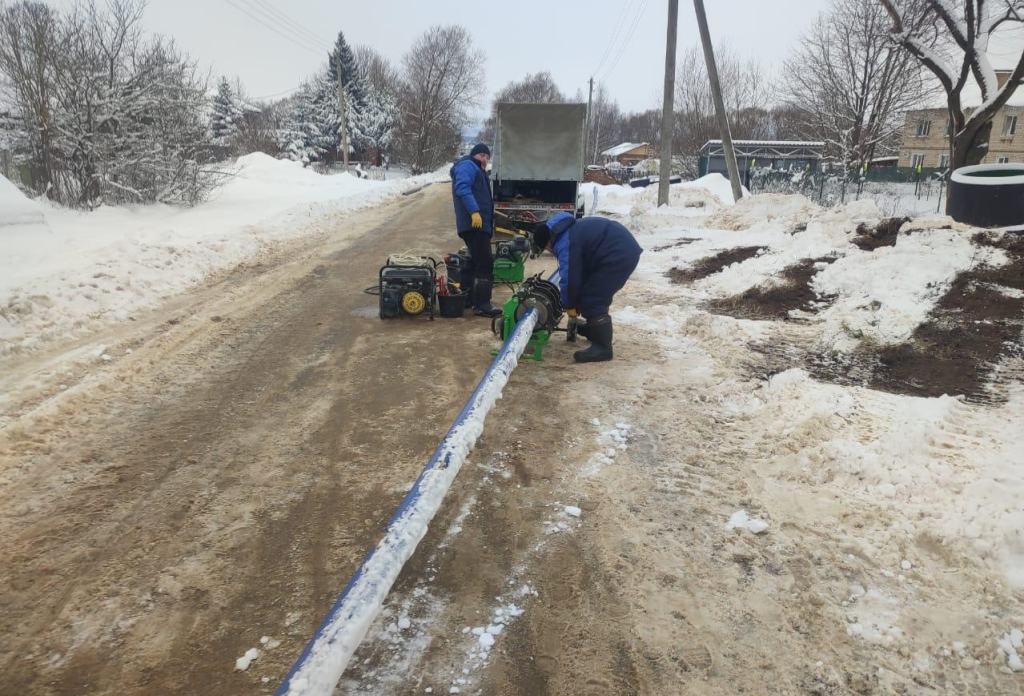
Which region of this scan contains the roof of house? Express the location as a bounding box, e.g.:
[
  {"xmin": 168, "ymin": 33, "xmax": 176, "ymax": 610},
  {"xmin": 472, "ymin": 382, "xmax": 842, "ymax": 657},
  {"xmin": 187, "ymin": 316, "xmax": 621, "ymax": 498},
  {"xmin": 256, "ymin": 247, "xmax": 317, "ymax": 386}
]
[
  {"xmin": 703, "ymin": 140, "xmax": 825, "ymax": 148},
  {"xmin": 601, "ymin": 142, "xmax": 649, "ymax": 157}
]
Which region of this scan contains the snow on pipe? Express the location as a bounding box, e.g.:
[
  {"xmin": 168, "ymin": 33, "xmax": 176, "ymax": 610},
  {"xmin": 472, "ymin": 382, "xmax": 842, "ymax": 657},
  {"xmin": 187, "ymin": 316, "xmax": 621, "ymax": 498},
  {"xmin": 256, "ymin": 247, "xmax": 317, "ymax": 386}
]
[{"xmin": 274, "ymin": 305, "xmax": 542, "ymax": 696}]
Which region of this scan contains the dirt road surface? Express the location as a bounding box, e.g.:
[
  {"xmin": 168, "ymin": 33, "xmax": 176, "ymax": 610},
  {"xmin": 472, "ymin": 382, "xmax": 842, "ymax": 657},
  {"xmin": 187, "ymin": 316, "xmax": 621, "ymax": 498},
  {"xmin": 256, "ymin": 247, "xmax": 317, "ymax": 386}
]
[{"xmin": 3, "ymin": 185, "xmax": 1022, "ymax": 696}]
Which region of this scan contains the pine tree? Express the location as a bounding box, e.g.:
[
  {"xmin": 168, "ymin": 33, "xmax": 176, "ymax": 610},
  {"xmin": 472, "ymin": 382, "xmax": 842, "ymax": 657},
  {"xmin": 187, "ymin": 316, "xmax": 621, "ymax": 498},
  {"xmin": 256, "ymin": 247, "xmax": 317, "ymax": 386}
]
[
  {"xmin": 325, "ymin": 31, "xmax": 370, "ymax": 160},
  {"xmin": 209, "ymin": 77, "xmax": 244, "ymax": 156}
]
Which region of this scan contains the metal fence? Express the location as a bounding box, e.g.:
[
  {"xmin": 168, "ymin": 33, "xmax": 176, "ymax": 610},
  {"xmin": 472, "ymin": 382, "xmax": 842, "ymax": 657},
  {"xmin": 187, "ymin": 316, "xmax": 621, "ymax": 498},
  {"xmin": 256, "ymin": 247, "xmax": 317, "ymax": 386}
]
[{"xmin": 748, "ymin": 170, "xmax": 948, "ymax": 217}]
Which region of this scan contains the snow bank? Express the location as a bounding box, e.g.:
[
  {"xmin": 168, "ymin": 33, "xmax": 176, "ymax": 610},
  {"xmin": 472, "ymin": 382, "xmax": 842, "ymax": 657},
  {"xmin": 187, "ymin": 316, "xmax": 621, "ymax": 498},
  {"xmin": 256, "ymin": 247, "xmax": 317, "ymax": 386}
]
[
  {"xmin": 0, "ymin": 157, "xmax": 440, "ymax": 358},
  {"xmin": 629, "ymin": 194, "xmax": 997, "ymax": 351},
  {"xmin": 814, "ymin": 229, "xmax": 1005, "ymax": 350},
  {"xmin": 755, "ymin": 370, "xmax": 1024, "ymax": 588},
  {"xmin": 705, "ymin": 193, "xmax": 821, "ymax": 231},
  {"xmin": 0, "ymin": 174, "xmax": 46, "ymax": 228}
]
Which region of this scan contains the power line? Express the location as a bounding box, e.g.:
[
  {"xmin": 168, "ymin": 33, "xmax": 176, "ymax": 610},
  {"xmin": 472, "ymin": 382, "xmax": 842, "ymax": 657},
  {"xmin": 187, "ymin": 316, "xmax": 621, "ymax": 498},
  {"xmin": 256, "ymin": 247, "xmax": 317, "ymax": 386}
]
[
  {"xmin": 218, "ymin": 0, "xmax": 327, "ymax": 59},
  {"xmin": 231, "ymin": 0, "xmax": 332, "ymax": 53},
  {"xmin": 599, "ymin": 0, "xmax": 651, "ymax": 82},
  {"xmin": 593, "ymin": 0, "xmax": 635, "ymax": 77},
  {"xmin": 251, "ymin": 85, "xmax": 303, "ymax": 100},
  {"xmin": 242, "ymin": 0, "xmax": 334, "ymax": 49}
]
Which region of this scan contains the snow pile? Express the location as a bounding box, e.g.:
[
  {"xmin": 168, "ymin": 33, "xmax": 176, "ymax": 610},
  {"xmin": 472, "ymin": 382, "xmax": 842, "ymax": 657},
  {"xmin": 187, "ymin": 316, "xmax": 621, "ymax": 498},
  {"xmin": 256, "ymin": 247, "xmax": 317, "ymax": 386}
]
[
  {"xmin": 630, "ymin": 195, "xmax": 998, "ymax": 351},
  {"xmin": 629, "ymin": 175, "xmax": 745, "ymax": 230},
  {"xmin": 814, "ymin": 229, "xmax": 1006, "ymax": 350},
  {"xmin": 705, "ymin": 193, "xmax": 821, "ymax": 231},
  {"xmin": 0, "ymin": 156, "xmax": 440, "ymax": 359},
  {"xmin": 579, "ymin": 182, "xmax": 643, "ymax": 216},
  {"xmin": 0, "ymin": 175, "xmax": 46, "ymax": 228}
]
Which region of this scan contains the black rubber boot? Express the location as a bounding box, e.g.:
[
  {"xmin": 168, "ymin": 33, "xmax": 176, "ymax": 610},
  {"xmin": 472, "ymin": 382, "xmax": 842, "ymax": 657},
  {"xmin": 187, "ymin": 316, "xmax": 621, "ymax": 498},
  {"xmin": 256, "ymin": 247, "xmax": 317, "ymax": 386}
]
[
  {"xmin": 574, "ymin": 315, "xmax": 613, "ymax": 363},
  {"xmin": 473, "ymin": 277, "xmax": 502, "ymax": 318},
  {"xmin": 575, "ymin": 319, "xmax": 590, "ymax": 340}
]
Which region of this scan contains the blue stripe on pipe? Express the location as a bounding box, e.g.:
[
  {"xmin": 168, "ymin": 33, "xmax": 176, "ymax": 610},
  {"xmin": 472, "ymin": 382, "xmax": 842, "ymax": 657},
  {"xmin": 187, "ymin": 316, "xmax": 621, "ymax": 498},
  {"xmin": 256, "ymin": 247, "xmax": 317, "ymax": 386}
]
[{"xmin": 274, "ymin": 303, "xmax": 544, "ymax": 696}]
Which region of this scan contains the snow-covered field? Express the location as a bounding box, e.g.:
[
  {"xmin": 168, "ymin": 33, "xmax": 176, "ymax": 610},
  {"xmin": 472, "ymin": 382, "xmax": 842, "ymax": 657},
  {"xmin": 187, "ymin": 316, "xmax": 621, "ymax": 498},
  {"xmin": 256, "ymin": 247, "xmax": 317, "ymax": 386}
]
[
  {"xmin": 570, "ymin": 176, "xmax": 1024, "ymax": 689},
  {"xmin": 0, "ymin": 154, "xmax": 442, "ymax": 360}
]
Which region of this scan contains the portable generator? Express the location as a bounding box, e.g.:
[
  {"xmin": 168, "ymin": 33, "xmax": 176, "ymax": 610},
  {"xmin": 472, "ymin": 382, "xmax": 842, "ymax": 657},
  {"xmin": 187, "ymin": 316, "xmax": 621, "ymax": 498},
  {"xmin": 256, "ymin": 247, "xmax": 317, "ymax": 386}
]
[{"xmin": 379, "ymin": 256, "xmax": 437, "ymax": 320}]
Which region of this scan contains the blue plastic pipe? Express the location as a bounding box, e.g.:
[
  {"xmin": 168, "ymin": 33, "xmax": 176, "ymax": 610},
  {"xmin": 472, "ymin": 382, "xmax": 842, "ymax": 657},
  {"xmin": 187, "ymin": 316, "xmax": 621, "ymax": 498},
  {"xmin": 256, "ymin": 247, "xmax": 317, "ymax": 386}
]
[{"xmin": 274, "ymin": 299, "xmax": 545, "ymax": 696}]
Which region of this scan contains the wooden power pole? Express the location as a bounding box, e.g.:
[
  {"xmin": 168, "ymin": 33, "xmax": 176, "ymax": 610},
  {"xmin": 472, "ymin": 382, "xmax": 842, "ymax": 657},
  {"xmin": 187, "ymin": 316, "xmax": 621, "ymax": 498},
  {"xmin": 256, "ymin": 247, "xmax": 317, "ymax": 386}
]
[
  {"xmin": 658, "ymin": 0, "xmax": 679, "ymax": 207},
  {"xmin": 586, "ymin": 77, "xmax": 594, "ymax": 165},
  {"xmin": 336, "ymin": 53, "xmax": 349, "ymax": 171},
  {"xmin": 693, "ymin": 0, "xmax": 743, "ymax": 201}
]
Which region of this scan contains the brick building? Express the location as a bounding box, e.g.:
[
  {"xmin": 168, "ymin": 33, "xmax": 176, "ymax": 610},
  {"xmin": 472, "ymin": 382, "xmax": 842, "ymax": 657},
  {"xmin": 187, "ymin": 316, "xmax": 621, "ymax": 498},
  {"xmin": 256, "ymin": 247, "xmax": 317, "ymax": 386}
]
[{"xmin": 899, "ymin": 70, "xmax": 1023, "ymax": 170}]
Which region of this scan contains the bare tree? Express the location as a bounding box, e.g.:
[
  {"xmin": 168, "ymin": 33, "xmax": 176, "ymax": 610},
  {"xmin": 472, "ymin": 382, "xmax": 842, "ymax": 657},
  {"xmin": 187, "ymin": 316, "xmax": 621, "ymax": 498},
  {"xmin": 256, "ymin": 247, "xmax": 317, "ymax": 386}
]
[
  {"xmin": 782, "ymin": 0, "xmax": 925, "ymax": 173},
  {"xmin": 673, "ymin": 43, "xmax": 773, "ymax": 172},
  {"xmin": 588, "ymin": 81, "xmax": 623, "ymax": 164},
  {"xmin": 355, "ymin": 45, "xmax": 401, "ymax": 105},
  {"xmin": 477, "ymin": 71, "xmax": 566, "ymax": 143},
  {"xmin": 619, "ymin": 108, "xmax": 661, "ymax": 146},
  {"xmin": 879, "ymin": 0, "xmax": 1024, "ymax": 174},
  {"xmin": 0, "ymin": 0, "xmax": 218, "ymax": 206},
  {"xmin": 0, "ymin": 2, "xmax": 60, "ymax": 196},
  {"xmin": 395, "ymin": 25, "xmax": 485, "ymax": 173}
]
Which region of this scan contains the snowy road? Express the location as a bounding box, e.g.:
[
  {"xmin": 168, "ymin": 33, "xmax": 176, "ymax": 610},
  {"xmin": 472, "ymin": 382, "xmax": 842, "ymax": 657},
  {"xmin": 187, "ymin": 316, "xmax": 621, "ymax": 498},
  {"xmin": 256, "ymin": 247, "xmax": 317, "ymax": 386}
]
[
  {"xmin": 0, "ymin": 187, "xmax": 506, "ymax": 694},
  {"xmin": 2, "ymin": 180, "xmax": 1023, "ymax": 696}
]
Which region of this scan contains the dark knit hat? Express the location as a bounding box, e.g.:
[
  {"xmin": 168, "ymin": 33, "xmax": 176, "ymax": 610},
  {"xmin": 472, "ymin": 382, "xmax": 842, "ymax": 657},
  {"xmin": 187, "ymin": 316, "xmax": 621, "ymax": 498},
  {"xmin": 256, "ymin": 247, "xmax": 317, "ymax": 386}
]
[
  {"xmin": 531, "ymin": 221, "xmax": 552, "ymax": 252},
  {"xmin": 470, "ymin": 143, "xmax": 491, "ymax": 157}
]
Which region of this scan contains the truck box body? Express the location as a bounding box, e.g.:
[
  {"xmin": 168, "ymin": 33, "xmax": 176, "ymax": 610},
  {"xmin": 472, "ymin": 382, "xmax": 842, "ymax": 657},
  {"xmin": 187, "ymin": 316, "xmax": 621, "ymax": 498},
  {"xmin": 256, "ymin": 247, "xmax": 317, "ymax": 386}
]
[{"xmin": 493, "ymin": 102, "xmax": 587, "ymax": 225}]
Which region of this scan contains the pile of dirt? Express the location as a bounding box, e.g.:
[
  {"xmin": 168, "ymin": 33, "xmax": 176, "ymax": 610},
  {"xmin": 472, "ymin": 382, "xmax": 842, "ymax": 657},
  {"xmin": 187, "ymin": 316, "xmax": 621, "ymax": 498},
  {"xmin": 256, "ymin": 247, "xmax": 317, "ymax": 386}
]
[
  {"xmin": 852, "ymin": 217, "xmax": 909, "ymax": 251},
  {"xmin": 667, "ymin": 246, "xmax": 764, "ymax": 284},
  {"xmin": 708, "ymin": 257, "xmax": 837, "ymax": 320},
  {"xmin": 584, "ymin": 169, "xmax": 618, "ymax": 186},
  {"xmin": 813, "ymin": 231, "xmax": 1024, "ymax": 401}
]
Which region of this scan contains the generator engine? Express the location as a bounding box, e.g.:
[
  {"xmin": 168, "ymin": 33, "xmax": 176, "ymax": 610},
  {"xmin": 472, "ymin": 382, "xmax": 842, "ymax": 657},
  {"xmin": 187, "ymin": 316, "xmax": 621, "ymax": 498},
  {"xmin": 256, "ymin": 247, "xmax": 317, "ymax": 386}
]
[
  {"xmin": 379, "ymin": 257, "xmax": 436, "ymax": 320},
  {"xmin": 494, "ymin": 236, "xmax": 531, "ymax": 261}
]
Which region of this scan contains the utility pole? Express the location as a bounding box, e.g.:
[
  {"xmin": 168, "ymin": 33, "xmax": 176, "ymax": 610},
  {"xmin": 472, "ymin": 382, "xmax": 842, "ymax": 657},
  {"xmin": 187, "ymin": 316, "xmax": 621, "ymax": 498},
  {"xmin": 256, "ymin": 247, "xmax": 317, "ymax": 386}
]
[
  {"xmin": 658, "ymin": 0, "xmax": 679, "ymax": 207},
  {"xmin": 335, "ymin": 52, "xmax": 349, "ymax": 171},
  {"xmin": 693, "ymin": 0, "xmax": 743, "ymax": 201},
  {"xmin": 586, "ymin": 77, "xmax": 594, "ymax": 165}
]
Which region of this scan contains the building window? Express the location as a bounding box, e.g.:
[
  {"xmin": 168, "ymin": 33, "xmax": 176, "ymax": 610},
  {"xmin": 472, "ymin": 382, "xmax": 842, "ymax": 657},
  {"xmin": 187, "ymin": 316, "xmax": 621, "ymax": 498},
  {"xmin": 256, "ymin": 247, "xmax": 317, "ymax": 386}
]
[
  {"xmin": 945, "ymin": 119, "xmax": 952, "ymax": 136},
  {"xmin": 911, "ymin": 153, "xmax": 926, "ymax": 169},
  {"xmin": 996, "ymin": 156, "xmax": 1010, "ymax": 164},
  {"xmin": 939, "ymin": 154, "xmax": 950, "ymax": 169},
  {"xmin": 915, "ymin": 120, "xmax": 931, "ymax": 137},
  {"xmin": 1004, "ymin": 115, "xmax": 1018, "ymax": 137}
]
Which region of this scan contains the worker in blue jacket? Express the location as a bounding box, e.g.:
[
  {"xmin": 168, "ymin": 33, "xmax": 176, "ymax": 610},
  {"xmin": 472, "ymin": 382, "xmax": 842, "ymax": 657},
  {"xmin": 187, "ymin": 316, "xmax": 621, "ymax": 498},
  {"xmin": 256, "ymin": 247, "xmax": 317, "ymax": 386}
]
[
  {"xmin": 532, "ymin": 212, "xmax": 642, "ymax": 362},
  {"xmin": 450, "ymin": 144, "xmax": 501, "ymax": 317}
]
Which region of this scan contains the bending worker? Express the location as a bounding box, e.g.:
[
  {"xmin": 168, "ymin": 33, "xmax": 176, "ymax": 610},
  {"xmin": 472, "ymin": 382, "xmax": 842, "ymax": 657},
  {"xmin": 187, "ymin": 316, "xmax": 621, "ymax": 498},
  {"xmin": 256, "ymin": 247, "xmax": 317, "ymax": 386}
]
[
  {"xmin": 532, "ymin": 212, "xmax": 642, "ymax": 363},
  {"xmin": 450, "ymin": 143, "xmax": 501, "ymax": 318}
]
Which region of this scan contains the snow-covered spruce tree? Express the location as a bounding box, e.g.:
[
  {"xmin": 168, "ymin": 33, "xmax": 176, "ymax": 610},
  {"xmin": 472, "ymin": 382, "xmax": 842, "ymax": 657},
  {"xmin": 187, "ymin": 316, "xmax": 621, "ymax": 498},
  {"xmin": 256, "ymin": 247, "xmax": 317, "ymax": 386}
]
[
  {"xmin": 354, "ymin": 84, "xmax": 397, "ymax": 166},
  {"xmin": 324, "ymin": 30, "xmax": 369, "ymax": 163},
  {"xmin": 880, "ymin": 0, "xmax": 1024, "ymax": 177},
  {"xmin": 277, "ymin": 81, "xmax": 328, "ymax": 164},
  {"xmin": 209, "ymin": 76, "xmax": 245, "ymax": 159}
]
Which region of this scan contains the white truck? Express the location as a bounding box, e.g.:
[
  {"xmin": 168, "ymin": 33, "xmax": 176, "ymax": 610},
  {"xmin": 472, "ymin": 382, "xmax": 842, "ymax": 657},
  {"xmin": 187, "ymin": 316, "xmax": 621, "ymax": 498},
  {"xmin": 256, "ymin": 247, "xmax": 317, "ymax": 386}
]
[{"xmin": 492, "ymin": 102, "xmax": 587, "ymax": 230}]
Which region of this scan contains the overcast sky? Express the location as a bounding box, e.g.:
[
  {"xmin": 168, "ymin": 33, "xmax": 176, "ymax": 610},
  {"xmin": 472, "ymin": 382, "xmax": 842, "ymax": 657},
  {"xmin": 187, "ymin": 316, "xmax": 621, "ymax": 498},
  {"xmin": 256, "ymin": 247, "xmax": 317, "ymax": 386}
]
[{"xmin": 48, "ymin": 0, "xmax": 832, "ymax": 117}]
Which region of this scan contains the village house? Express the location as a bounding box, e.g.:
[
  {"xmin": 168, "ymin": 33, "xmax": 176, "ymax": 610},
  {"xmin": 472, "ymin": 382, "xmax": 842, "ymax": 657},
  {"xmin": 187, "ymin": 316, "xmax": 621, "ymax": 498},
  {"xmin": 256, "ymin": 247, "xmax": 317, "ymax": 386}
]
[
  {"xmin": 899, "ymin": 69, "xmax": 1024, "ymax": 171},
  {"xmin": 600, "ymin": 142, "xmax": 657, "ymax": 167}
]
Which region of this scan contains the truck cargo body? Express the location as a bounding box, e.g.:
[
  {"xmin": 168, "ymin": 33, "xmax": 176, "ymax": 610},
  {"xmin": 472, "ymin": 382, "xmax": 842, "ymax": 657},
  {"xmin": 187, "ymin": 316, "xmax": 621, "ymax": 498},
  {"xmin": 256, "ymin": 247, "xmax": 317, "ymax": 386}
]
[{"xmin": 492, "ymin": 103, "xmax": 587, "ymax": 227}]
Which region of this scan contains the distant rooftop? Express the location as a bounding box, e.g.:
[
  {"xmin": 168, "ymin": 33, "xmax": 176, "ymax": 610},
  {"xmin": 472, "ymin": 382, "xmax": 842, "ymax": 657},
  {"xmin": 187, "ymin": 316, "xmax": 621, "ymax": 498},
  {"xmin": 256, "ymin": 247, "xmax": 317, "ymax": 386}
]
[{"xmin": 601, "ymin": 142, "xmax": 649, "ymax": 157}]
